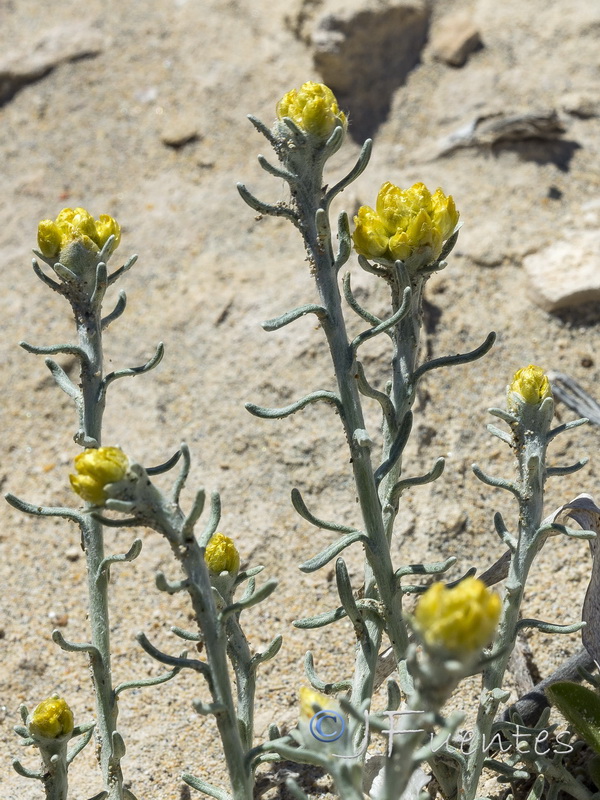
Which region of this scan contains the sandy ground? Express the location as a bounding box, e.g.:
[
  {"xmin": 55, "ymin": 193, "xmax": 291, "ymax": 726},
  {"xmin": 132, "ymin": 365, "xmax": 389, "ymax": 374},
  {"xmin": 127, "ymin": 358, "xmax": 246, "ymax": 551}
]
[{"xmin": 1, "ymin": 0, "xmax": 600, "ymax": 798}]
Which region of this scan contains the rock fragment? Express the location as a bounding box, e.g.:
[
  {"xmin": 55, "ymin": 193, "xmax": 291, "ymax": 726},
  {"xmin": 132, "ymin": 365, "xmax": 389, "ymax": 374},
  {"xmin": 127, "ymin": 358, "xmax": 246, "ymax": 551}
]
[
  {"xmin": 0, "ymin": 23, "xmax": 104, "ymax": 105},
  {"xmin": 524, "ymin": 230, "xmax": 600, "ymax": 312},
  {"xmin": 309, "ymin": 0, "xmax": 431, "ymax": 140},
  {"xmin": 561, "ymin": 91, "xmax": 600, "ymax": 119},
  {"xmin": 430, "ymin": 12, "xmax": 482, "ymax": 67},
  {"xmin": 160, "ymin": 117, "xmax": 200, "ymax": 149}
]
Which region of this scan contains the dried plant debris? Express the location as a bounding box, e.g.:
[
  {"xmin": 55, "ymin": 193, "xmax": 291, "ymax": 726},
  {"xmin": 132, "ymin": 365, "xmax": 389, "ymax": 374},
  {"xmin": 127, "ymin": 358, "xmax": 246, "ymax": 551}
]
[{"xmin": 436, "ymin": 108, "xmax": 567, "ymax": 156}]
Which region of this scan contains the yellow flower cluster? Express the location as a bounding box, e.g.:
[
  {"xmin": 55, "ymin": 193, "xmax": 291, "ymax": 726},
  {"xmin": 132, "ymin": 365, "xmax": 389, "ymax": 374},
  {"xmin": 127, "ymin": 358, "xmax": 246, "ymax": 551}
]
[
  {"xmin": 276, "ymin": 82, "xmax": 347, "ymax": 140},
  {"xmin": 37, "ymin": 207, "xmax": 121, "ymax": 259},
  {"xmin": 353, "ymin": 182, "xmax": 459, "ymax": 265},
  {"xmin": 205, "ymin": 532, "xmax": 240, "ymax": 575},
  {"xmin": 29, "ymin": 697, "xmax": 74, "ymax": 739},
  {"xmin": 70, "ymin": 447, "xmax": 129, "ymax": 505},
  {"xmin": 414, "ymin": 576, "xmax": 501, "ymax": 655},
  {"xmin": 299, "ymin": 686, "xmax": 330, "ymax": 720},
  {"xmin": 508, "ymin": 365, "xmax": 552, "ymax": 405}
]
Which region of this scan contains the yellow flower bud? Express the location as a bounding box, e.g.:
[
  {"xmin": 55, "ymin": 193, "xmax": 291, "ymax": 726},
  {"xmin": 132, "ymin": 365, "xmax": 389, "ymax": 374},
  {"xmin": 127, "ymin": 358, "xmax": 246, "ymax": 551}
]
[
  {"xmin": 299, "ymin": 686, "xmax": 331, "ymax": 720},
  {"xmin": 37, "ymin": 220, "xmax": 63, "ymax": 258},
  {"xmin": 276, "ymin": 82, "xmax": 347, "ymax": 140},
  {"xmin": 352, "ymin": 206, "xmax": 390, "ymax": 259},
  {"xmin": 94, "ymin": 214, "xmax": 122, "ymax": 252},
  {"xmin": 29, "ymin": 697, "xmax": 74, "ymax": 739},
  {"xmin": 37, "ymin": 208, "xmax": 121, "ymax": 259},
  {"xmin": 508, "ymin": 365, "xmax": 552, "ymax": 405},
  {"xmin": 431, "ymin": 189, "xmax": 459, "ymax": 241},
  {"xmin": 414, "ymin": 577, "xmax": 501, "ymax": 655},
  {"xmin": 353, "ymin": 182, "xmax": 459, "ymax": 267},
  {"xmin": 205, "ymin": 532, "xmax": 240, "ymax": 575},
  {"xmin": 70, "ymin": 447, "xmax": 129, "ymax": 505}
]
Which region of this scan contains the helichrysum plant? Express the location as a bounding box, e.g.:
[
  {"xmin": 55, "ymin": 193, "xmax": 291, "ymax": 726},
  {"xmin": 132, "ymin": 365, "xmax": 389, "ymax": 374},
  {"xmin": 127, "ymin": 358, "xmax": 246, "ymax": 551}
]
[
  {"xmin": 237, "ymin": 81, "xmax": 596, "ymax": 800},
  {"xmin": 8, "ymin": 80, "xmax": 599, "ymax": 800},
  {"xmin": 13, "ymin": 695, "xmax": 94, "ymax": 800},
  {"xmin": 9, "ymin": 205, "xmax": 281, "ymax": 800}
]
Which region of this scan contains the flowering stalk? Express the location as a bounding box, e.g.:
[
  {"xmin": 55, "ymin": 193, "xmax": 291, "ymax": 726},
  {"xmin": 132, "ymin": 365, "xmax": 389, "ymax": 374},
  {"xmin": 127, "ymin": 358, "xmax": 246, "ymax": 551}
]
[
  {"xmin": 460, "ymin": 367, "xmax": 590, "ymax": 799},
  {"xmin": 13, "ymin": 697, "xmax": 96, "ymax": 800},
  {"xmin": 239, "ymin": 89, "xmax": 406, "ymax": 748},
  {"xmin": 7, "ymin": 209, "xmax": 156, "ymax": 800},
  {"xmin": 90, "ymin": 447, "xmax": 281, "ymax": 800},
  {"xmin": 238, "ymin": 83, "xmax": 494, "ymax": 765},
  {"xmin": 375, "ymin": 579, "xmax": 500, "ymax": 799}
]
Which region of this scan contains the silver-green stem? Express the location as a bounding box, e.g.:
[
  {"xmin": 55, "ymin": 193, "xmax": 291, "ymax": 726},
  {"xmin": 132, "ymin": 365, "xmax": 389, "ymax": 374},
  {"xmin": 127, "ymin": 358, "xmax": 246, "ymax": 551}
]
[
  {"xmin": 38, "ymin": 738, "xmax": 69, "ymax": 800},
  {"xmin": 226, "ymin": 616, "xmax": 255, "ymax": 752},
  {"xmin": 301, "ymin": 188, "xmax": 409, "ymax": 738},
  {"xmin": 182, "ymin": 542, "xmax": 253, "ymax": 799},
  {"xmin": 379, "ymin": 277, "xmax": 424, "ymax": 539},
  {"xmin": 460, "ymin": 400, "xmax": 550, "ymax": 800},
  {"xmin": 75, "ymin": 304, "xmax": 125, "ymax": 800},
  {"xmin": 149, "ymin": 503, "xmax": 253, "ymax": 799}
]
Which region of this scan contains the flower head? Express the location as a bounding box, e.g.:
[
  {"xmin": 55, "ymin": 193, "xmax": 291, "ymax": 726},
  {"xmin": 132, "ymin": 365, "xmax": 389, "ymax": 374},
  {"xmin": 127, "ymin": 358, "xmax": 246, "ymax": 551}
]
[
  {"xmin": 70, "ymin": 447, "xmax": 129, "ymax": 505},
  {"xmin": 205, "ymin": 532, "xmax": 240, "ymax": 575},
  {"xmin": 508, "ymin": 365, "xmax": 552, "ymax": 406},
  {"xmin": 353, "ymin": 182, "xmax": 459, "ymax": 270},
  {"xmin": 37, "ymin": 207, "xmax": 121, "ymax": 259},
  {"xmin": 297, "ymin": 687, "xmax": 347, "ymax": 753},
  {"xmin": 299, "ymin": 686, "xmax": 331, "ymax": 720},
  {"xmin": 29, "ymin": 697, "xmax": 74, "ymax": 739},
  {"xmin": 276, "ymin": 82, "xmax": 347, "ymax": 140},
  {"xmin": 414, "ymin": 577, "xmax": 501, "ymax": 655}
]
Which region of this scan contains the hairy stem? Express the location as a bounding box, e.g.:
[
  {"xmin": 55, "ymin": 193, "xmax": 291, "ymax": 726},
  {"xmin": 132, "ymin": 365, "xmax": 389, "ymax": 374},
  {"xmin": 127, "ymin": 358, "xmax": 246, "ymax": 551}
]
[{"xmin": 74, "ymin": 300, "xmax": 125, "ymax": 800}]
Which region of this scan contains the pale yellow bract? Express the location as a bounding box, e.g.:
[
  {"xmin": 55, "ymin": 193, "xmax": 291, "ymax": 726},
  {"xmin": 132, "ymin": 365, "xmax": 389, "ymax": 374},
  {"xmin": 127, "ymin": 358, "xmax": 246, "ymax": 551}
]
[
  {"xmin": 414, "ymin": 576, "xmax": 501, "ymax": 655},
  {"xmin": 29, "ymin": 697, "xmax": 74, "ymax": 740},
  {"xmin": 353, "ymin": 182, "xmax": 459, "ymax": 265},
  {"xmin": 70, "ymin": 446, "xmax": 129, "ymax": 505},
  {"xmin": 37, "ymin": 207, "xmax": 121, "ymax": 259},
  {"xmin": 509, "ymin": 365, "xmax": 552, "ymax": 405},
  {"xmin": 276, "ymin": 82, "xmax": 347, "ymax": 140},
  {"xmin": 205, "ymin": 532, "xmax": 240, "ymax": 575}
]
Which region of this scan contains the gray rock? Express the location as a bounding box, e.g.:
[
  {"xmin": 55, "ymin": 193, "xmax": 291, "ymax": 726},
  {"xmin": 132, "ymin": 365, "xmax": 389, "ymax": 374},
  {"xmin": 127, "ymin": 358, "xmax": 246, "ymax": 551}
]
[
  {"xmin": 160, "ymin": 117, "xmax": 201, "ymax": 149},
  {"xmin": 524, "ymin": 230, "xmax": 600, "ymax": 311},
  {"xmin": 429, "ymin": 12, "xmax": 482, "ymax": 67},
  {"xmin": 310, "ymin": 0, "xmax": 431, "ymax": 140},
  {"xmin": 0, "ymin": 23, "xmax": 104, "ymax": 105}
]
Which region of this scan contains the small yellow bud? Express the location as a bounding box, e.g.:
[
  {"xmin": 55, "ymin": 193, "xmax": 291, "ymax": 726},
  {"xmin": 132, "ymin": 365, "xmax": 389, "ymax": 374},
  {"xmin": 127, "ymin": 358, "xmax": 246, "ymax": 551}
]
[
  {"xmin": 414, "ymin": 577, "xmax": 501, "ymax": 655},
  {"xmin": 352, "ymin": 206, "xmax": 390, "ymax": 259},
  {"xmin": 37, "ymin": 208, "xmax": 121, "ymax": 259},
  {"xmin": 276, "ymin": 82, "xmax": 347, "ymax": 140},
  {"xmin": 508, "ymin": 365, "xmax": 552, "ymax": 405},
  {"xmin": 29, "ymin": 697, "xmax": 74, "ymax": 739},
  {"xmin": 205, "ymin": 532, "xmax": 240, "ymax": 575},
  {"xmin": 353, "ymin": 182, "xmax": 459, "ymax": 268},
  {"xmin": 37, "ymin": 220, "xmax": 63, "ymax": 258},
  {"xmin": 299, "ymin": 686, "xmax": 332, "ymax": 720},
  {"xmin": 94, "ymin": 214, "xmax": 122, "ymax": 252},
  {"xmin": 70, "ymin": 447, "xmax": 129, "ymax": 505}
]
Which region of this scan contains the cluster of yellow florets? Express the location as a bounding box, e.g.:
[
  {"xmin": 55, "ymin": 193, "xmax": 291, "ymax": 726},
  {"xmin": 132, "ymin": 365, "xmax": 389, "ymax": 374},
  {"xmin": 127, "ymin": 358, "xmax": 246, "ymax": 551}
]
[
  {"xmin": 508, "ymin": 365, "xmax": 552, "ymax": 406},
  {"xmin": 204, "ymin": 532, "xmax": 240, "ymax": 575},
  {"xmin": 69, "ymin": 446, "xmax": 129, "ymax": 505},
  {"xmin": 414, "ymin": 576, "xmax": 501, "ymax": 655},
  {"xmin": 276, "ymin": 81, "xmax": 347, "ymax": 140},
  {"xmin": 29, "ymin": 697, "xmax": 74, "ymax": 740},
  {"xmin": 353, "ymin": 182, "xmax": 459, "ymax": 266},
  {"xmin": 298, "ymin": 686, "xmax": 330, "ymax": 720},
  {"xmin": 37, "ymin": 207, "xmax": 121, "ymax": 259}
]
